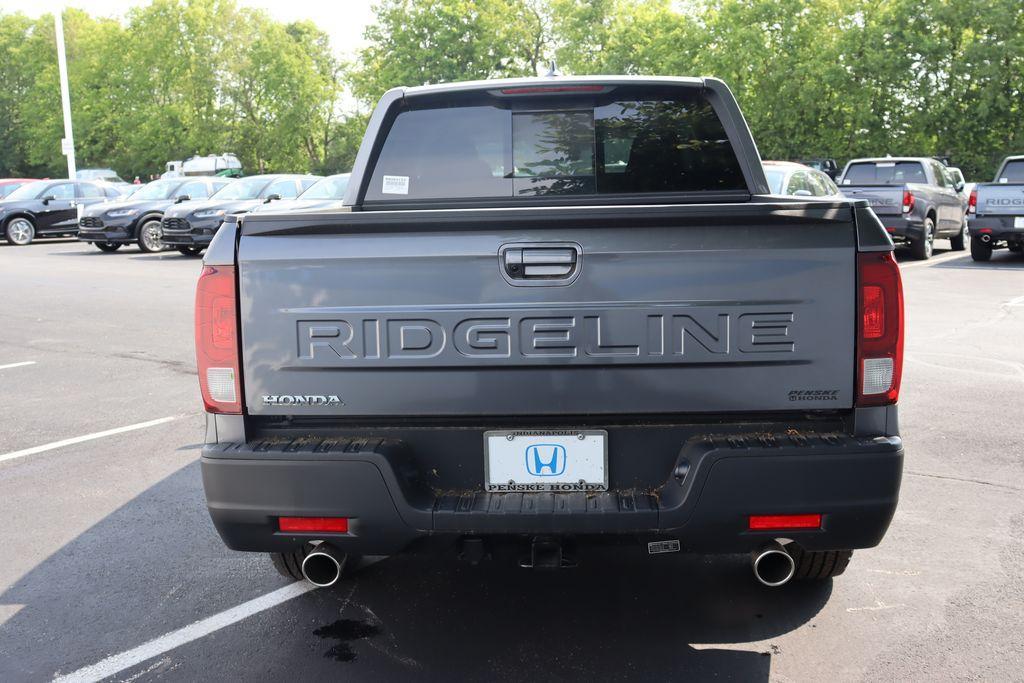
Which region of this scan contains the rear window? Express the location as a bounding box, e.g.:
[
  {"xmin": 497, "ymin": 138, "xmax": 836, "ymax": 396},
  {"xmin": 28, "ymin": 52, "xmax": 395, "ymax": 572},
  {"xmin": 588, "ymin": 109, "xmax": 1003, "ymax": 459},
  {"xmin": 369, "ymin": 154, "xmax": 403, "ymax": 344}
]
[
  {"xmin": 843, "ymin": 161, "xmax": 927, "ymax": 185},
  {"xmin": 364, "ymin": 87, "xmax": 747, "ymax": 203},
  {"xmin": 998, "ymin": 160, "xmax": 1024, "ymax": 182}
]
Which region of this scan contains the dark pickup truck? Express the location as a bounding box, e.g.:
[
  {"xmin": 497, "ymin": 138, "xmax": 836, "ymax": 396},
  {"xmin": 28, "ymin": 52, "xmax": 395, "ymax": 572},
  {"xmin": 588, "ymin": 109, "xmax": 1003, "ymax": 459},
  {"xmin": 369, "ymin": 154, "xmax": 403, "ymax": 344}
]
[
  {"xmin": 197, "ymin": 76, "xmax": 905, "ymax": 589},
  {"xmin": 839, "ymin": 157, "xmax": 967, "ymax": 259},
  {"xmin": 966, "ymin": 155, "xmax": 1024, "ymax": 261}
]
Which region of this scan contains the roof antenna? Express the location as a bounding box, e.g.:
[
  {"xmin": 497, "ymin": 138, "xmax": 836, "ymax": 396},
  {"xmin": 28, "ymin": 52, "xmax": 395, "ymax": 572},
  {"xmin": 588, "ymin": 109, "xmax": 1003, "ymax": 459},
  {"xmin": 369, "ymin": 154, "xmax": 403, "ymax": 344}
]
[{"xmin": 545, "ymin": 60, "xmax": 562, "ymax": 78}]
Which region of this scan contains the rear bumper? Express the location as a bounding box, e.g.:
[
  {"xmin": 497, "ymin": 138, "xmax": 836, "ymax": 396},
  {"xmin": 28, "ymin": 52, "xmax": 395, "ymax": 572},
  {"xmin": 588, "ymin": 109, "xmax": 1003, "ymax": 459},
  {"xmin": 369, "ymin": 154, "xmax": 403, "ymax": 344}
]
[
  {"xmin": 880, "ymin": 216, "xmax": 924, "ymax": 241},
  {"xmin": 968, "ymin": 216, "xmax": 1024, "ymax": 242},
  {"xmin": 201, "ymin": 431, "xmax": 903, "ymax": 556}
]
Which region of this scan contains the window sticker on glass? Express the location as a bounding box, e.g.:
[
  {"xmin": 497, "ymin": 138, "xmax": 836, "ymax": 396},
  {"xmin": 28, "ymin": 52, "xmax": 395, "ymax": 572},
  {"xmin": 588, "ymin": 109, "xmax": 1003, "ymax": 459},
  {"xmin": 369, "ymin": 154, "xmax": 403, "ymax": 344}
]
[{"xmin": 382, "ymin": 175, "xmax": 409, "ymax": 194}]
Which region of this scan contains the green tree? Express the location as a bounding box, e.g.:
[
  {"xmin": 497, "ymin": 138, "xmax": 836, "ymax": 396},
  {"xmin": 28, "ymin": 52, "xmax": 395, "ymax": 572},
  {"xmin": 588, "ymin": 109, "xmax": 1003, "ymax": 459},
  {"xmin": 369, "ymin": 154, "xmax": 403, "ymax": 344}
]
[{"xmin": 352, "ymin": 0, "xmax": 547, "ymax": 104}]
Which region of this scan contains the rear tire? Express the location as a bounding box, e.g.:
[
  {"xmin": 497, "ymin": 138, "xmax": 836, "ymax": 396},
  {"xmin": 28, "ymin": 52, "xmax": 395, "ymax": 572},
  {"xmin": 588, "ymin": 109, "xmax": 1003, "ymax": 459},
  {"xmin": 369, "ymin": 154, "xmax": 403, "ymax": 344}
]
[
  {"xmin": 910, "ymin": 217, "xmax": 934, "ymax": 260},
  {"xmin": 789, "ymin": 546, "xmax": 853, "ymax": 580},
  {"xmin": 177, "ymin": 246, "xmax": 203, "ymax": 256},
  {"xmin": 270, "ymin": 546, "xmax": 311, "ymax": 581},
  {"xmin": 950, "ymin": 219, "xmax": 967, "ymax": 251},
  {"xmin": 95, "ymin": 242, "xmax": 122, "ymax": 252},
  {"xmin": 970, "ymin": 236, "xmax": 992, "ymax": 261}
]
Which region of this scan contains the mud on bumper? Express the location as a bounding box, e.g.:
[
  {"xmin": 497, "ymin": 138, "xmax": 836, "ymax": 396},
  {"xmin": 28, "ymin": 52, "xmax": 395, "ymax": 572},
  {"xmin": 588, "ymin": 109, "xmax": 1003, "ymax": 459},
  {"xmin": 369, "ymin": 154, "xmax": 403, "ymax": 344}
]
[{"xmin": 202, "ymin": 431, "xmax": 903, "ymax": 556}]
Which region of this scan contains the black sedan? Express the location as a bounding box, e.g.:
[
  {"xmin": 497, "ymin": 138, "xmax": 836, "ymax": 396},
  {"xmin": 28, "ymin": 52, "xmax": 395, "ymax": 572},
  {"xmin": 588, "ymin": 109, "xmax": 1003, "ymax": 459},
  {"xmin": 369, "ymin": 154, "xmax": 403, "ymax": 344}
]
[
  {"xmin": 0, "ymin": 180, "xmax": 121, "ymax": 246},
  {"xmin": 160, "ymin": 174, "xmax": 320, "ymax": 255},
  {"xmin": 77, "ymin": 177, "xmax": 232, "ymax": 253}
]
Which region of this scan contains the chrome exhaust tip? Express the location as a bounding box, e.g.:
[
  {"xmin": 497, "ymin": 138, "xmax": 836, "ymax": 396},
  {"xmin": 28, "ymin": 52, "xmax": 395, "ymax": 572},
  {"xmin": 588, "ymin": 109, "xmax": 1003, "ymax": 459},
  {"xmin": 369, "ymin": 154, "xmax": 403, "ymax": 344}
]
[
  {"xmin": 751, "ymin": 542, "xmax": 796, "ymax": 587},
  {"xmin": 301, "ymin": 544, "xmax": 347, "ymax": 587},
  {"xmin": 980, "ymin": 233, "xmax": 992, "ymax": 243}
]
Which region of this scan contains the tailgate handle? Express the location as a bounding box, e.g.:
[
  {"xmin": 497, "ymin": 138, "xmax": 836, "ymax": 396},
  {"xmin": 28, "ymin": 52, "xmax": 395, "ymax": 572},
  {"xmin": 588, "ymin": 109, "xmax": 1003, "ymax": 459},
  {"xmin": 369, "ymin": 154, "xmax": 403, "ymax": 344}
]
[{"xmin": 504, "ymin": 247, "xmax": 578, "ymax": 279}]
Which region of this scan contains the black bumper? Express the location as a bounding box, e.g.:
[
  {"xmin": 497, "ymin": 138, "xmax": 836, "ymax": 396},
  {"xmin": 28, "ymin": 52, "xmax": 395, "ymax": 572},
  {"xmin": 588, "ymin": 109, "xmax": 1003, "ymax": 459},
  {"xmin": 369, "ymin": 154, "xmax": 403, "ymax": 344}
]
[
  {"xmin": 202, "ymin": 431, "xmax": 903, "ymax": 556},
  {"xmin": 881, "ymin": 217, "xmax": 924, "ymax": 241},
  {"xmin": 77, "ymin": 226, "xmax": 133, "ymax": 243},
  {"xmin": 968, "ymin": 216, "xmax": 1024, "ymax": 243},
  {"xmin": 161, "ymin": 232, "xmax": 214, "ymax": 247}
]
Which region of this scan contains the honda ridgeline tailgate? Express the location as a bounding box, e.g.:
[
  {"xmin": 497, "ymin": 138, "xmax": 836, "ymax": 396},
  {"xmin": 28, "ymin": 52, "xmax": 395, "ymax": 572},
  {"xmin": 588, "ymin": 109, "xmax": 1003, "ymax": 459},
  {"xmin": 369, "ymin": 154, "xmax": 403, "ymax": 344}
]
[{"xmin": 237, "ymin": 202, "xmax": 857, "ymax": 417}]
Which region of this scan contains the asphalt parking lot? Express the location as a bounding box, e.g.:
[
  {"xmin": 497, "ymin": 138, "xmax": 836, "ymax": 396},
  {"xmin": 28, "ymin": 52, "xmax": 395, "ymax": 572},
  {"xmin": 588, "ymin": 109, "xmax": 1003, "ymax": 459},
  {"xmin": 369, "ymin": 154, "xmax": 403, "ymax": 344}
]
[{"xmin": 0, "ymin": 238, "xmax": 1022, "ymax": 682}]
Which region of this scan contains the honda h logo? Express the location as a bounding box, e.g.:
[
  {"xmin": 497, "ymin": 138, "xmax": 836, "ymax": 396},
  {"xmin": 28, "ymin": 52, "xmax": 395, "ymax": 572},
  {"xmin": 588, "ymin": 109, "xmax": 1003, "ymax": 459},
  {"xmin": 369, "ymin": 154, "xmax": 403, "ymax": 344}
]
[{"xmin": 525, "ymin": 444, "xmax": 567, "ymax": 477}]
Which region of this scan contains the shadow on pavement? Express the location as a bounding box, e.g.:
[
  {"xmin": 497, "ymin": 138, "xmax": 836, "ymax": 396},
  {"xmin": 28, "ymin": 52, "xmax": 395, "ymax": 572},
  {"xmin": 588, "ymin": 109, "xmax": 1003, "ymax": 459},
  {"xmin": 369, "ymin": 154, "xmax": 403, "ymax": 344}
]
[
  {"xmin": 0, "ymin": 462, "xmax": 831, "ymax": 681},
  {"xmin": 931, "ymin": 251, "xmax": 1024, "ymax": 270}
]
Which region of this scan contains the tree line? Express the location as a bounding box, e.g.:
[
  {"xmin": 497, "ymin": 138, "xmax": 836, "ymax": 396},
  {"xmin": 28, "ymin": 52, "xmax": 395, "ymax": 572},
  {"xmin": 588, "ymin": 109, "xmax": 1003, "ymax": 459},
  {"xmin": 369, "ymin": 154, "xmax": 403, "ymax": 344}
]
[{"xmin": 1, "ymin": 0, "xmax": 1021, "ymax": 181}]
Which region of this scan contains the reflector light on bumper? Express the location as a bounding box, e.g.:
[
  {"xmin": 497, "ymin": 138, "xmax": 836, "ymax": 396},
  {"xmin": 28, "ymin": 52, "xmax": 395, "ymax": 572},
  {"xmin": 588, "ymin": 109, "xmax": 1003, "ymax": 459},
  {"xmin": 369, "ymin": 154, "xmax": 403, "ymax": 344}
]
[
  {"xmin": 278, "ymin": 517, "xmax": 349, "ymax": 533},
  {"xmin": 749, "ymin": 514, "xmax": 822, "ymax": 530}
]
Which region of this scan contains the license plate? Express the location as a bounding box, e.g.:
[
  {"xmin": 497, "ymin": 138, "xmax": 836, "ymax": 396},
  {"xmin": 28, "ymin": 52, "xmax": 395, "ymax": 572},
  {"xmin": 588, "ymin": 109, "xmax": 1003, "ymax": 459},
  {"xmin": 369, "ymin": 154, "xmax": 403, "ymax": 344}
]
[
  {"xmin": 484, "ymin": 430, "xmax": 607, "ymax": 493},
  {"xmin": 1015, "ymin": 217, "xmax": 1024, "ymax": 228}
]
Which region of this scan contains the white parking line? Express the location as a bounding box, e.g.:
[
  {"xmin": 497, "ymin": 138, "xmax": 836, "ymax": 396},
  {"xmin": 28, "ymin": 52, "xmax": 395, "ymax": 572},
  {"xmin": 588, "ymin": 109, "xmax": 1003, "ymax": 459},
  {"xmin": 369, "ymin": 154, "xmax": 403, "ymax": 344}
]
[
  {"xmin": 0, "ymin": 416, "xmax": 178, "ymax": 465},
  {"xmin": 899, "ymin": 251, "xmax": 967, "ymax": 268},
  {"xmin": 52, "ymin": 582, "xmax": 316, "ymax": 683},
  {"xmin": 0, "ymin": 360, "xmax": 36, "ymax": 371}
]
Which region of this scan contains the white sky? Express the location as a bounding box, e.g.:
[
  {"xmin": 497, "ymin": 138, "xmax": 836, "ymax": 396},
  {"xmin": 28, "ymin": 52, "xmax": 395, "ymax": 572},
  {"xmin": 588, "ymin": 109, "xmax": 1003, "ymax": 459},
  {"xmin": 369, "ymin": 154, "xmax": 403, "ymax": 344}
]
[{"xmin": 0, "ymin": 0, "xmax": 378, "ymax": 60}]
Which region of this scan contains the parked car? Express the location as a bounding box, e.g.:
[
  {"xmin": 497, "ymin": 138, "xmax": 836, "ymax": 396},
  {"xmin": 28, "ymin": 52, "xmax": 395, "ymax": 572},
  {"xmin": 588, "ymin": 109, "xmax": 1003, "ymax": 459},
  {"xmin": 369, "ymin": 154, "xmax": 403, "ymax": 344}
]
[
  {"xmin": 966, "ymin": 155, "xmax": 1024, "ymax": 261},
  {"xmin": 161, "ymin": 174, "xmax": 320, "ymax": 255},
  {"xmin": 76, "ymin": 168, "xmax": 133, "ymax": 195},
  {"xmin": 248, "ymin": 173, "xmax": 350, "ymax": 214},
  {"xmin": 77, "ymin": 176, "xmax": 232, "ymax": 253},
  {"xmin": 763, "ymin": 161, "xmax": 841, "ymax": 197},
  {"xmin": 799, "ymin": 158, "xmax": 840, "ymax": 179},
  {"xmin": 197, "ymin": 76, "xmax": 905, "ymax": 590},
  {"xmin": 839, "ymin": 157, "xmax": 966, "ymax": 259},
  {"xmin": 0, "ymin": 178, "xmax": 41, "ymax": 199},
  {"xmin": 0, "ymin": 179, "xmax": 120, "ymax": 245}
]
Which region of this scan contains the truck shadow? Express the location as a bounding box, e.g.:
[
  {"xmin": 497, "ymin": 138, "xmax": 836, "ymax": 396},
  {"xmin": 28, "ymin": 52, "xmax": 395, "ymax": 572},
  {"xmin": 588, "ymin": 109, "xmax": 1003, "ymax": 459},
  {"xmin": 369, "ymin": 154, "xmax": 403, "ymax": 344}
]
[{"xmin": 0, "ymin": 462, "xmax": 828, "ymax": 681}]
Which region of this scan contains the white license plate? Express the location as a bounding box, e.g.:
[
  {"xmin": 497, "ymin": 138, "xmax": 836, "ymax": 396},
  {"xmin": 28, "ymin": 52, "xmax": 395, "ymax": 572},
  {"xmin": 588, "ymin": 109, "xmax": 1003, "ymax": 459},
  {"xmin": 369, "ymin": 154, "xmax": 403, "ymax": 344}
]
[
  {"xmin": 484, "ymin": 430, "xmax": 607, "ymax": 493},
  {"xmin": 1014, "ymin": 217, "xmax": 1024, "ymax": 228}
]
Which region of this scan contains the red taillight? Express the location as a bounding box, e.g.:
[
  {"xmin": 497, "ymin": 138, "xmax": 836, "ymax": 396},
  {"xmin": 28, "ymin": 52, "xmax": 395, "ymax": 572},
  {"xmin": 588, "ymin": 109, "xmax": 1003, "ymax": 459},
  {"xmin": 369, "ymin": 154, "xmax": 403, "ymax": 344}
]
[
  {"xmin": 499, "ymin": 85, "xmax": 607, "ymax": 95},
  {"xmin": 749, "ymin": 514, "xmax": 822, "ymax": 530},
  {"xmin": 195, "ymin": 265, "xmax": 242, "ymax": 414},
  {"xmin": 967, "ymin": 188, "xmax": 977, "ymax": 215},
  {"xmin": 856, "ymin": 252, "xmax": 904, "ymax": 407},
  {"xmin": 901, "ymin": 190, "xmax": 915, "ymax": 213},
  {"xmin": 278, "ymin": 517, "xmax": 349, "ymax": 533}
]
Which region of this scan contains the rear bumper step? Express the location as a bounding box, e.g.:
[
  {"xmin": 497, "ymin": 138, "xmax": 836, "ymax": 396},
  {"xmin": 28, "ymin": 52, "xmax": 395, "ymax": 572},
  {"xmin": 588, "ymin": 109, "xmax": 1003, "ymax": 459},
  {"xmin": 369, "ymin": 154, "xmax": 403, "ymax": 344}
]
[{"xmin": 201, "ymin": 431, "xmax": 903, "ymax": 556}]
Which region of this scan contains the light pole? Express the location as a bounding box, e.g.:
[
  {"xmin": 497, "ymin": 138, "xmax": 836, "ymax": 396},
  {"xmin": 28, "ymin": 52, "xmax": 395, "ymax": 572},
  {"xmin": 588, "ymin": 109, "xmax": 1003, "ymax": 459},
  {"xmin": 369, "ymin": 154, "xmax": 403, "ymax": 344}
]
[{"xmin": 54, "ymin": 10, "xmax": 76, "ymax": 180}]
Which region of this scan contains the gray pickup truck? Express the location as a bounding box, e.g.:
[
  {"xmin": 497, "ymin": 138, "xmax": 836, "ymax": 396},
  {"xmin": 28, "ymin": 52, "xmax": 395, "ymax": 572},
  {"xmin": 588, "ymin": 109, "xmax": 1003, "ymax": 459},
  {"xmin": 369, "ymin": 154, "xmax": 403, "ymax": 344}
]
[
  {"xmin": 966, "ymin": 155, "xmax": 1024, "ymax": 261},
  {"xmin": 196, "ymin": 76, "xmax": 905, "ymax": 590},
  {"xmin": 839, "ymin": 157, "xmax": 967, "ymax": 259}
]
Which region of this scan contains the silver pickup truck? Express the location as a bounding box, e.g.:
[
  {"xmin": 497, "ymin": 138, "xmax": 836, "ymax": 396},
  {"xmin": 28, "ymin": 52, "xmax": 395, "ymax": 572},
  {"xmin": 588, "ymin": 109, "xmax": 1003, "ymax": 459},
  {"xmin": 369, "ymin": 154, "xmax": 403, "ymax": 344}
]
[
  {"xmin": 196, "ymin": 76, "xmax": 905, "ymax": 590},
  {"xmin": 966, "ymin": 155, "xmax": 1024, "ymax": 261},
  {"xmin": 839, "ymin": 157, "xmax": 967, "ymax": 259}
]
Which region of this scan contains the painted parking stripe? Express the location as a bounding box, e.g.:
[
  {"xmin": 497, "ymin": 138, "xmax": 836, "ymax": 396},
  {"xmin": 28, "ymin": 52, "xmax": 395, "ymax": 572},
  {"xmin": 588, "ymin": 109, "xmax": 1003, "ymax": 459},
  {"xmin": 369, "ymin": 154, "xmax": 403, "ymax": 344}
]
[
  {"xmin": 0, "ymin": 360, "xmax": 36, "ymax": 371},
  {"xmin": 899, "ymin": 251, "xmax": 968, "ymax": 268},
  {"xmin": 52, "ymin": 582, "xmax": 316, "ymax": 683},
  {"xmin": 0, "ymin": 416, "xmax": 177, "ymax": 465}
]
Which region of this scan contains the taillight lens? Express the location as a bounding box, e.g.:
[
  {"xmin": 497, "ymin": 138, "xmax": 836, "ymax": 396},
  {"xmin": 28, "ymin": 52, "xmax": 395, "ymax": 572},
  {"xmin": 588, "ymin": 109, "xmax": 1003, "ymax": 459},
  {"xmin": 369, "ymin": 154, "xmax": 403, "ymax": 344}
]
[
  {"xmin": 901, "ymin": 190, "xmax": 914, "ymax": 214},
  {"xmin": 856, "ymin": 252, "xmax": 904, "ymax": 406},
  {"xmin": 967, "ymin": 188, "xmax": 977, "ymax": 214},
  {"xmin": 195, "ymin": 265, "xmax": 242, "ymax": 414}
]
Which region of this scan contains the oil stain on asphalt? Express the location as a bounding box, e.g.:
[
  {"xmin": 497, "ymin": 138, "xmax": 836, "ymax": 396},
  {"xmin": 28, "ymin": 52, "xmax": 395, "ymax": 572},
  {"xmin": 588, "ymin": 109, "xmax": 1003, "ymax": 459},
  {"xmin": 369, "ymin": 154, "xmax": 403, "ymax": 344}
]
[{"xmin": 313, "ymin": 619, "xmax": 382, "ymax": 661}]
